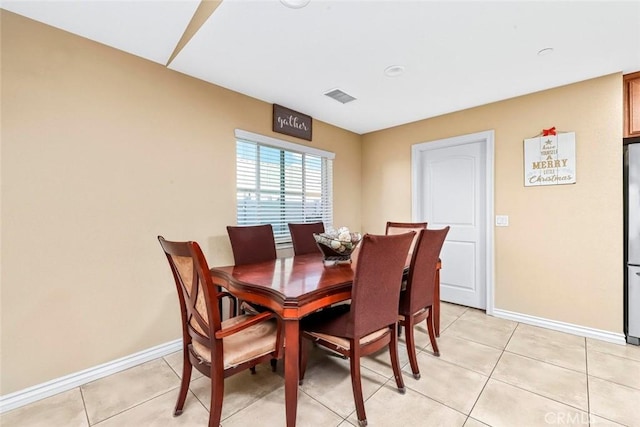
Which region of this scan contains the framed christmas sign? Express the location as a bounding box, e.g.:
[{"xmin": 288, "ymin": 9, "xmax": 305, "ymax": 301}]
[{"xmin": 524, "ymin": 127, "xmax": 576, "ymax": 187}]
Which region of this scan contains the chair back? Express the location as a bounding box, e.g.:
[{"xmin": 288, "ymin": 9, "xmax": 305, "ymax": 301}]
[
  {"xmin": 227, "ymin": 224, "xmax": 277, "ymax": 265},
  {"xmin": 158, "ymin": 237, "xmax": 220, "ymax": 357},
  {"xmin": 400, "ymin": 227, "xmax": 450, "ymax": 316},
  {"xmin": 349, "ymin": 233, "xmax": 415, "ymax": 337},
  {"xmin": 385, "ymin": 221, "xmax": 428, "ymax": 255},
  {"xmin": 288, "ymin": 222, "xmax": 325, "ymax": 255}
]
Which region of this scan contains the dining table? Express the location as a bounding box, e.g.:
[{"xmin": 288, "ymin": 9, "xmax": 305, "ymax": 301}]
[{"xmin": 210, "ymin": 251, "xmax": 441, "ymax": 427}]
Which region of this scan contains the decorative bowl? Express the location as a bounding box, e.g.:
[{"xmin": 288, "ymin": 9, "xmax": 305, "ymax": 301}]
[{"xmin": 313, "ymin": 229, "xmax": 361, "ymax": 263}]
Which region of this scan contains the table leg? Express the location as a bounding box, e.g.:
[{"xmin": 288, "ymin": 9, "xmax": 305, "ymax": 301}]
[
  {"xmin": 434, "ymin": 269, "xmax": 441, "ymax": 337},
  {"xmin": 284, "ymin": 319, "xmax": 299, "ymax": 427}
]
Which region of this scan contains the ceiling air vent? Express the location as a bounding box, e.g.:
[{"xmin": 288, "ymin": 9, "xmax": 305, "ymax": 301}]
[{"xmin": 324, "ymin": 88, "xmax": 356, "ymax": 104}]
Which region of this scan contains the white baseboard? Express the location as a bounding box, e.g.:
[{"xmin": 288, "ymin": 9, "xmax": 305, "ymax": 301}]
[
  {"xmin": 0, "ymin": 339, "xmax": 182, "ymax": 414},
  {"xmin": 492, "ymin": 308, "xmax": 627, "ymax": 345}
]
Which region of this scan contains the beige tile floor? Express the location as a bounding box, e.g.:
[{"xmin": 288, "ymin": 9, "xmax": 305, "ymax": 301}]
[{"xmin": 3, "ymin": 303, "xmax": 640, "ymax": 427}]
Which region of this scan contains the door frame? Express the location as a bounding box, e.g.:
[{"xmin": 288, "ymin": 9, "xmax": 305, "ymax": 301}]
[{"xmin": 411, "ymin": 130, "xmax": 495, "ymax": 315}]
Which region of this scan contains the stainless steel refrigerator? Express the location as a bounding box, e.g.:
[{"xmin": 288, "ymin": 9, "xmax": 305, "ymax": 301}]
[{"xmin": 625, "ymin": 140, "xmax": 640, "ymax": 345}]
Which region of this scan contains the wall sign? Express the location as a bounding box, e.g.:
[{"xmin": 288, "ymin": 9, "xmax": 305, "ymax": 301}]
[
  {"xmin": 272, "ymin": 104, "xmax": 312, "ymax": 141},
  {"xmin": 524, "ymin": 127, "xmax": 576, "ymax": 187}
]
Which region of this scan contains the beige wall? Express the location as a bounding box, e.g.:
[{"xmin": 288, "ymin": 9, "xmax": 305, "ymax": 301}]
[
  {"xmin": 361, "ymin": 74, "xmax": 623, "ymax": 334},
  {"xmin": 0, "ymin": 9, "xmax": 626, "ymax": 397},
  {"xmin": 0, "ymin": 11, "xmax": 361, "ymax": 394}
]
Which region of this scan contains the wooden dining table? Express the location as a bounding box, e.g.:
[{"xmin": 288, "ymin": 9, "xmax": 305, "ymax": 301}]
[{"xmin": 210, "ymin": 252, "xmax": 441, "ymax": 427}]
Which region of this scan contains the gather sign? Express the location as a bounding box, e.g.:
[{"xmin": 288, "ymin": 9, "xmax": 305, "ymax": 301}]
[
  {"xmin": 272, "ymin": 104, "xmax": 312, "ymax": 141},
  {"xmin": 524, "ymin": 131, "xmax": 576, "ymax": 187}
]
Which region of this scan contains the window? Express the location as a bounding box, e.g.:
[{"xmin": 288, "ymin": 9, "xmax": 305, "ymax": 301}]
[{"xmin": 235, "ymin": 129, "xmax": 334, "ymax": 246}]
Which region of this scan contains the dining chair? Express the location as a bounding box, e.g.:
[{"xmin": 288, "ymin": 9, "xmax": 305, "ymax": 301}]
[
  {"xmin": 398, "ymin": 227, "xmax": 449, "ymax": 379},
  {"xmin": 158, "ymin": 236, "xmax": 283, "ymax": 427},
  {"xmin": 385, "ymin": 221, "xmax": 449, "ymax": 338},
  {"xmin": 288, "ymin": 222, "xmax": 325, "ymax": 255},
  {"xmin": 385, "ymin": 221, "xmax": 429, "ymax": 336},
  {"xmin": 299, "ymin": 232, "xmax": 415, "ymax": 427},
  {"xmin": 226, "ymin": 224, "xmax": 277, "ymax": 265},
  {"xmin": 226, "ymin": 224, "xmax": 278, "ymax": 315},
  {"xmin": 385, "ymin": 221, "xmax": 428, "ymax": 255}
]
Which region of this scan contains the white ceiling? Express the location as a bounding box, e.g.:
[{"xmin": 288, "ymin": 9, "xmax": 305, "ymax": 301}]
[{"xmin": 3, "ymin": 0, "xmax": 640, "ymax": 134}]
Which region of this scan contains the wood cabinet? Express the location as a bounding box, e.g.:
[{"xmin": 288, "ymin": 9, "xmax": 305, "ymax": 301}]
[{"xmin": 624, "ymin": 72, "xmax": 640, "ymax": 138}]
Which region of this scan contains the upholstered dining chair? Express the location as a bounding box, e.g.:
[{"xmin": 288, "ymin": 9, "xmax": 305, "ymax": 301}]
[
  {"xmin": 299, "ymin": 232, "xmax": 415, "ymax": 427},
  {"xmin": 226, "ymin": 224, "xmax": 278, "ymax": 315},
  {"xmin": 398, "ymin": 227, "xmax": 449, "ymax": 379},
  {"xmin": 288, "ymin": 222, "xmax": 325, "ymax": 255},
  {"xmin": 385, "ymin": 221, "xmax": 428, "ymax": 255},
  {"xmin": 226, "ymin": 224, "xmax": 277, "ymax": 265},
  {"xmin": 385, "ymin": 221, "xmax": 429, "ymax": 337},
  {"xmin": 158, "ymin": 236, "xmax": 283, "ymax": 427}
]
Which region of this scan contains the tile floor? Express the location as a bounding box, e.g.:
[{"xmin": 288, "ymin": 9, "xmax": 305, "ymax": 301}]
[{"xmin": 3, "ymin": 303, "xmax": 640, "ymax": 427}]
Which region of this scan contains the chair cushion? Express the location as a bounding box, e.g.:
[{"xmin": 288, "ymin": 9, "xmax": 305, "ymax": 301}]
[
  {"xmin": 192, "ymin": 315, "xmax": 278, "ymax": 369},
  {"xmin": 398, "ymin": 307, "xmax": 427, "ymax": 321},
  {"xmin": 305, "ymin": 328, "xmax": 388, "ymax": 351}
]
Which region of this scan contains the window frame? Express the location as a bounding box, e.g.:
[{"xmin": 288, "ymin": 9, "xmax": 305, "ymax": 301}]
[{"xmin": 234, "ymin": 129, "xmax": 335, "ymax": 247}]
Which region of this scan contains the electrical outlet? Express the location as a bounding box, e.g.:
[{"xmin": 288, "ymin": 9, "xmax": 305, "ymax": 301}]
[{"xmin": 496, "ymin": 215, "xmax": 509, "ymax": 227}]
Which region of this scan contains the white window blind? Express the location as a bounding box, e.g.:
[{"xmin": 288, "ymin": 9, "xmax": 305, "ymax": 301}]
[{"xmin": 234, "ymin": 130, "xmax": 334, "ymax": 246}]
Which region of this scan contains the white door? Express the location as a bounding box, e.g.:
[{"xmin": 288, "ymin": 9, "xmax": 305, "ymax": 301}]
[{"xmin": 412, "ymin": 131, "xmax": 494, "ymax": 310}]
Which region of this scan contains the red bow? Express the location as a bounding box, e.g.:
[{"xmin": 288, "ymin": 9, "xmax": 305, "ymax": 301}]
[{"xmin": 542, "ymin": 127, "xmax": 557, "ymax": 136}]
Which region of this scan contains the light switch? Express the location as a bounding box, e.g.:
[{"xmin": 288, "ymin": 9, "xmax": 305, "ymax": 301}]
[{"xmin": 496, "ymin": 215, "xmax": 509, "ymax": 227}]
